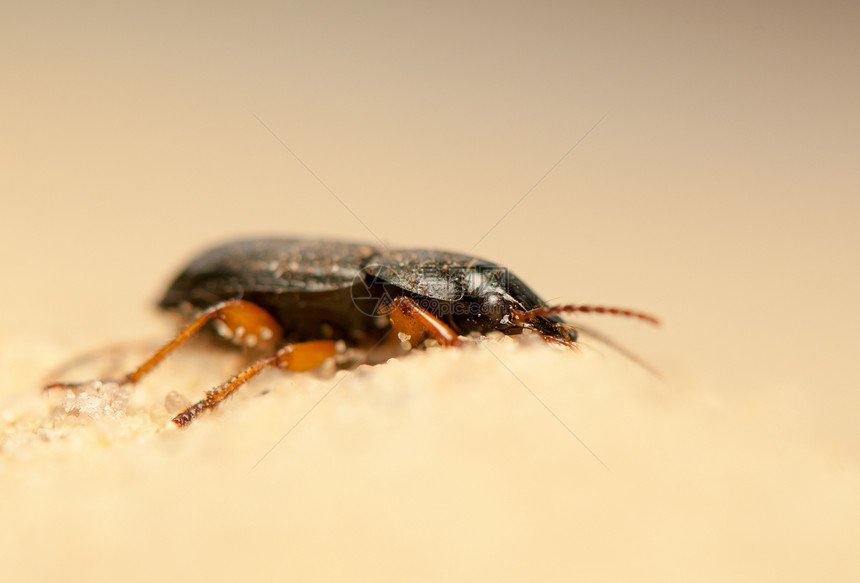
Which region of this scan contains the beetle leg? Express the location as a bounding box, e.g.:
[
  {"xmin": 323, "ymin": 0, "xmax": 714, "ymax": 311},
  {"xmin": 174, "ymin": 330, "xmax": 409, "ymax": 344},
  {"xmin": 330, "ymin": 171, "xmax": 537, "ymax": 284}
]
[
  {"xmin": 382, "ymin": 296, "xmax": 461, "ymax": 347},
  {"xmin": 172, "ymin": 340, "xmax": 337, "ymax": 427},
  {"xmin": 44, "ymin": 299, "xmax": 283, "ymax": 391}
]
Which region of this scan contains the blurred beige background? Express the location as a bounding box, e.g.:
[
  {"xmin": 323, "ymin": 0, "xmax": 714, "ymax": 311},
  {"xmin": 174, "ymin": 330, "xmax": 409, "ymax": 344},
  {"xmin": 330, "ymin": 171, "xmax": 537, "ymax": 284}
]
[{"xmin": 1, "ymin": 1, "xmax": 858, "ymax": 581}]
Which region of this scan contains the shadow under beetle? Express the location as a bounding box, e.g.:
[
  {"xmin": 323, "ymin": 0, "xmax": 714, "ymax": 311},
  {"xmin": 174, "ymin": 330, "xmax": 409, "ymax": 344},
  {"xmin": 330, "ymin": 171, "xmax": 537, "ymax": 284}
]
[{"xmin": 46, "ymin": 238, "xmax": 659, "ymax": 427}]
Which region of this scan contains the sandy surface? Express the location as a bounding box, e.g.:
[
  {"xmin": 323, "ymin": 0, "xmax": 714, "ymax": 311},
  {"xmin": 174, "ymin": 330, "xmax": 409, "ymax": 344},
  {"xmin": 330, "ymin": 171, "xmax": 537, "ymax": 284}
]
[
  {"xmin": 2, "ymin": 2, "xmax": 858, "ymax": 581},
  {"xmin": 4, "ymin": 332, "xmax": 855, "ymax": 582}
]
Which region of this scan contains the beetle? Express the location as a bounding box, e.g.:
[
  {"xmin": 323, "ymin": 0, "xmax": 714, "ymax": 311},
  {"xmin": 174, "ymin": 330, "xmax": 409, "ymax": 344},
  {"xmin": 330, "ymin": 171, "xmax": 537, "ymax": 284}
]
[{"xmin": 45, "ymin": 237, "xmax": 658, "ymax": 427}]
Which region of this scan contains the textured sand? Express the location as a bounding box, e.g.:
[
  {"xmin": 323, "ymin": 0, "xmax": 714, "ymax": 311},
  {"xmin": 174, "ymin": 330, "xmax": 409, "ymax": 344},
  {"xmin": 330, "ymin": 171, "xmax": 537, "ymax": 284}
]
[{"xmin": 1, "ymin": 328, "xmax": 856, "ymax": 582}]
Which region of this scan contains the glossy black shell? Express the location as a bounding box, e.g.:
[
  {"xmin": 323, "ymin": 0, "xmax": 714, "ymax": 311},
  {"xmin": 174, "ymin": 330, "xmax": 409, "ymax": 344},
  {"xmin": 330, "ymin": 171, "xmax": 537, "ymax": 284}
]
[{"xmin": 159, "ymin": 238, "xmax": 575, "ymax": 345}]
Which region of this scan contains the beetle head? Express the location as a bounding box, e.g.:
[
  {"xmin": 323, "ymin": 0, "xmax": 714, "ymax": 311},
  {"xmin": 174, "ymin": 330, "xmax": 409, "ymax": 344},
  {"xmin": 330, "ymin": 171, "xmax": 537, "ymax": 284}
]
[{"xmin": 465, "ymin": 289, "xmax": 577, "ymax": 346}]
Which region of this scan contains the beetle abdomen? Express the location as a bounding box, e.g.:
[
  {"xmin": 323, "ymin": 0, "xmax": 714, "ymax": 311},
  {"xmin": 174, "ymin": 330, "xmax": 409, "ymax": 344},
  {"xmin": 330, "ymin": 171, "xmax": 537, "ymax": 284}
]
[
  {"xmin": 159, "ymin": 238, "xmax": 382, "ymax": 343},
  {"xmin": 159, "ymin": 238, "xmax": 379, "ymax": 306}
]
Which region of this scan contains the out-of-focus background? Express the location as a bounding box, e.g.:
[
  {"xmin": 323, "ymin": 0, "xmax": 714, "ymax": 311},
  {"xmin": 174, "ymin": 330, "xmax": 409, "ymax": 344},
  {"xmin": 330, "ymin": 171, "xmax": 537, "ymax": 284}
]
[{"xmin": 1, "ymin": 1, "xmax": 858, "ymax": 581}]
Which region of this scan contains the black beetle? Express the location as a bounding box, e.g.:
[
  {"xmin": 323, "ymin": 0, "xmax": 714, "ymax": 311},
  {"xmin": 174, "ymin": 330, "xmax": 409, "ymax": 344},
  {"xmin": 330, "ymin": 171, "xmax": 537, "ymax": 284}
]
[{"xmin": 46, "ymin": 237, "xmax": 658, "ymax": 427}]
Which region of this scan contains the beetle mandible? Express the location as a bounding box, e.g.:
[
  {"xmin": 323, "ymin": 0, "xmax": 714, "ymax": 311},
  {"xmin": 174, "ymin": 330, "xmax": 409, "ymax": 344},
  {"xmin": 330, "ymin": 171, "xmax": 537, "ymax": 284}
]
[{"xmin": 45, "ymin": 238, "xmax": 659, "ymax": 427}]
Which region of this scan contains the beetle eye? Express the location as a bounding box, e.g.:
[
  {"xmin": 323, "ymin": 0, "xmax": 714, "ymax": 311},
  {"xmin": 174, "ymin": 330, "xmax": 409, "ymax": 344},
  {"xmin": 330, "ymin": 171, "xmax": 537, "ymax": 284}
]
[{"xmin": 481, "ymin": 293, "xmax": 508, "ymax": 323}]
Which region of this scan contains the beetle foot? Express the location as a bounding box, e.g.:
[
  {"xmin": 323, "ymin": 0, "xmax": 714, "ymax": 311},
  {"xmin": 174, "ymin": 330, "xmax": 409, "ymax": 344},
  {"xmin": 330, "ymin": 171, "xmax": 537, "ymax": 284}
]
[{"xmin": 172, "ymin": 401, "xmax": 209, "ymax": 428}]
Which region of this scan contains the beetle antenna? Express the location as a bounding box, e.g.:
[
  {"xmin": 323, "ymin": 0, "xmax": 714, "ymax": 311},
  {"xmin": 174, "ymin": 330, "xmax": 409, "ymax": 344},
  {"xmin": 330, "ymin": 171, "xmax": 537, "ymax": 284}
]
[{"xmin": 515, "ymin": 304, "xmax": 660, "ymax": 325}]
